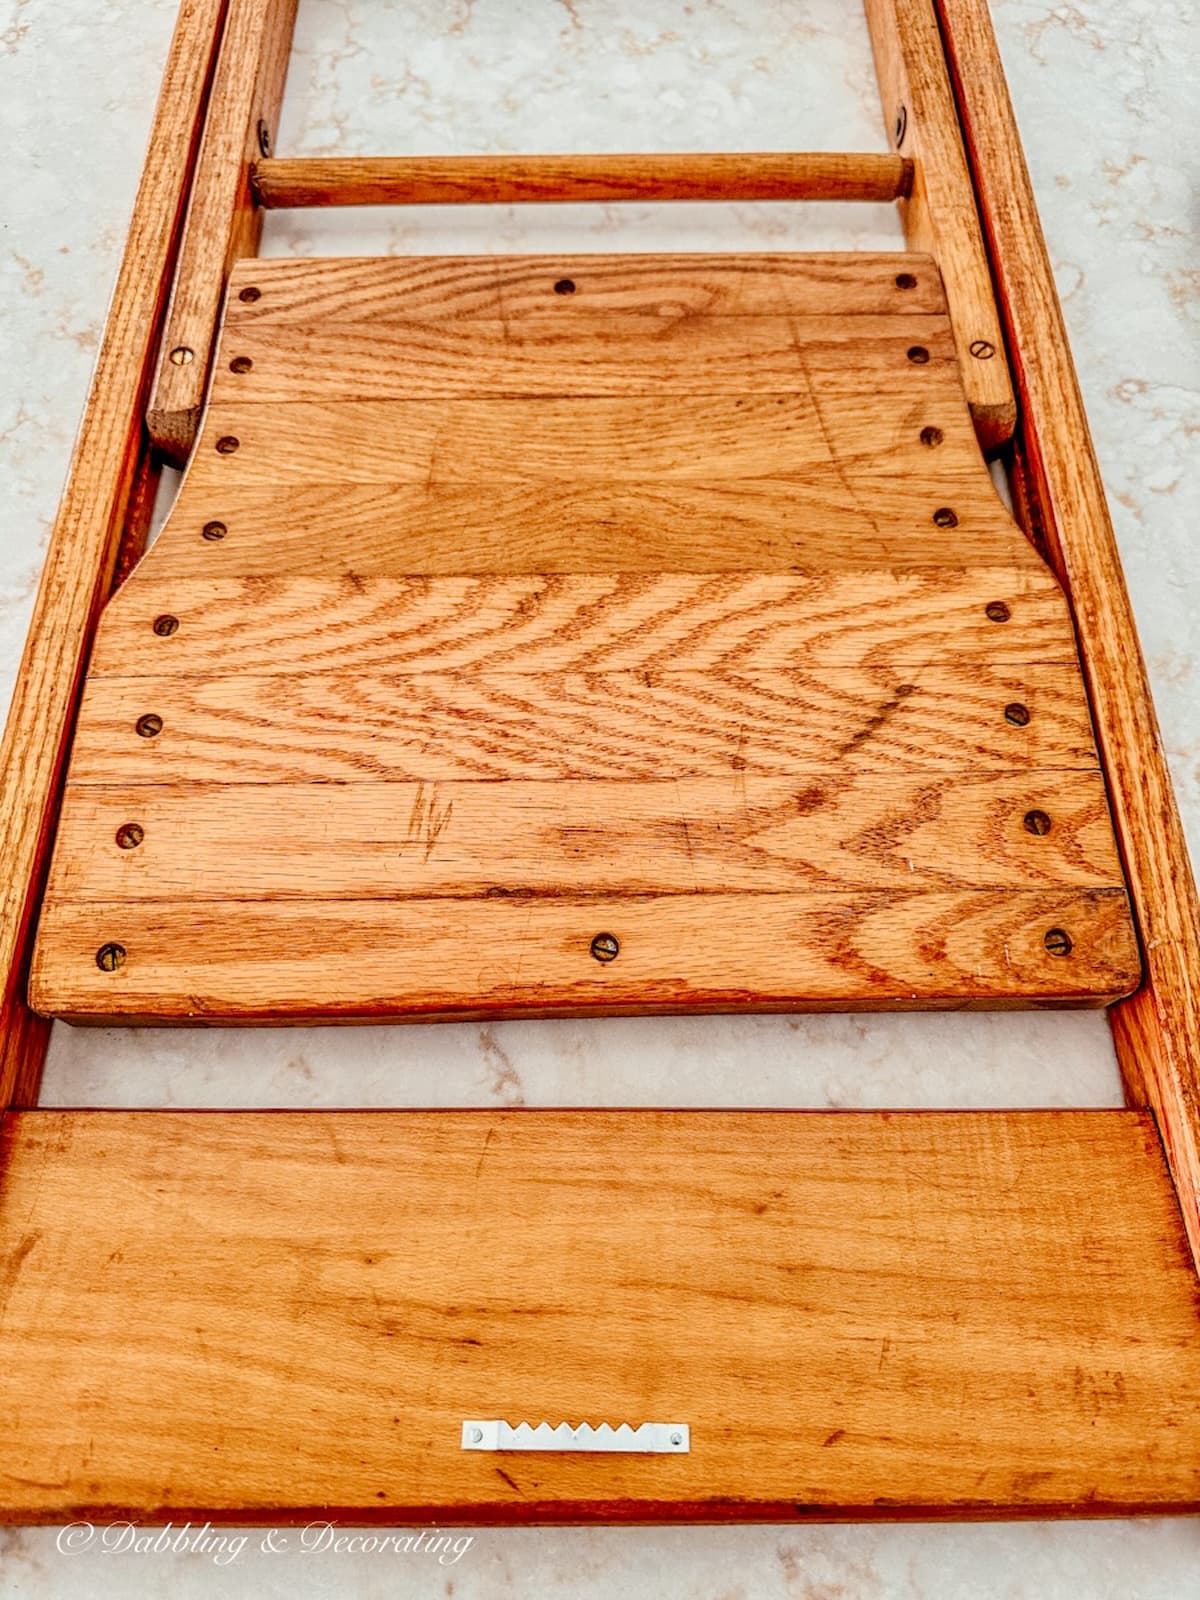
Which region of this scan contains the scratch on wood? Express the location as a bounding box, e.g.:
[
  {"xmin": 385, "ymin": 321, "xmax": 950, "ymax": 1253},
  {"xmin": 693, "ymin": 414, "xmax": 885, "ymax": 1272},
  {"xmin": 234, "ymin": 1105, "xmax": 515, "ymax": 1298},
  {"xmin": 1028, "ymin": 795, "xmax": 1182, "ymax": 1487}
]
[{"xmin": 405, "ymin": 782, "xmax": 455, "ymax": 862}]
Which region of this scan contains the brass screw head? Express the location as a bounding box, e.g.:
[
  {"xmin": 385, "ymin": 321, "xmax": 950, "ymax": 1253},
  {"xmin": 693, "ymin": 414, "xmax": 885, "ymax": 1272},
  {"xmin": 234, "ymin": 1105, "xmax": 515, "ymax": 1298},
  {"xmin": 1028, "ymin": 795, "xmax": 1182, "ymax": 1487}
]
[
  {"xmin": 115, "ymin": 822, "xmax": 145, "ymax": 850},
  {"xmin": 202, "ymin": 520, "xmax": 227, "ymax": 541},
  {"xmin": 239, "ymin": 285, "xmax": 261, "ymax": 303},
  {"xmin": 136, "ymin": 713, "xmax": 163, "ymax": 738},
  {"xmin": 215, "ymin": 435, "xmax": 240, "ymax": 455},
  {"xmin": 1044, "ymin": 928, "xmax": 1073, "ymax": 957},
  {"xmin": 153, "ymin": 614, "xmax": 179, "ymax": 636},
  {"xmin": 919, "ymin": 425, "xmax": 943, "ymax": 447},
  {"xmin": 590, "ymin": 932, "xmax": 620, "ymax": 963},
  {"xmin": 229, "ymin": 356, "xmax": 253, "ymax": 374},
  {"xmin": 1023, "ymin": 809, "xmax": 1052, "ymax": 836},
  {"xmin": 986, "ymin": 601, "xmax": 1011, "ymax": 622},
  {"xmin": 970, "ymin": 339, "xmax": 996, "ymax": 359},
  {"xmin": 96, "ymin": 942, "xmax": 127, "ymax": 972},
  {"xmin": 168, "ymin": 345, "xmax": 194, "ymax": 366},
  {"xmin": 907, "ymin": 345, "xmax": 930, "ymax": 365},
  {"xmin": 1004, "ymin": 702, "xmax": 1031, "ymax": 727},
  {"xmin": 932, "ymin": 507, "xmax": 959, "ymax": 528}
]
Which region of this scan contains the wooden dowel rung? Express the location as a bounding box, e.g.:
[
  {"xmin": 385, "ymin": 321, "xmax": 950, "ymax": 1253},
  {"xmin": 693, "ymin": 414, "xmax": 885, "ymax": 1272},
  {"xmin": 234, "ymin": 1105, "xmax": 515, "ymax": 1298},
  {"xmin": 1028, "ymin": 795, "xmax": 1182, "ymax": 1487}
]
[{"xmin": 252, "ymin": 152, "xmax": 913, "ymax": 209}]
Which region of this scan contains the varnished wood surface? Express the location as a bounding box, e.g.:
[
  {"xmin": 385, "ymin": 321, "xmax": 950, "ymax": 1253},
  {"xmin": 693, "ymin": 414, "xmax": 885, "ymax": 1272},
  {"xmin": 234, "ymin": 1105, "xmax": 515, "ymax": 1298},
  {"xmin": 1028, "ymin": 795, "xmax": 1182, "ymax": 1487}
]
[
  {"xmin": 33, "ymin": 251, "xmax": 1136, "ymax": 1022},
  {"xmin": 62, "ymin": 666, "xmax": 1098, "ymax": 784},
  {"xmin": 221, "ymin": 251, "xmax": 949, "ymax": 320},
  {"xmin": 146, "ymin": 0, "xmax": 297, "ymax": 463},
  {"xmin": 2, "ymin": 1110, "xmax": 1198, "ymax": 1520},
  {"xmin": 89, "ymin": 571, "xmax": 1074, "ymax": 674},
  {"xmin": 0, "ymin": 0, "xmax": 229, "ymax": 1106},
  {"xmin": 252, "ymin": 151, "xmax": 914, "ymax": 208},
  {"xmin": 208, "ymin": 313, "xmax": 963, "ymax": 401},
  {"xmin": 30, "ymin": 888, "xmax": 1138, "ymax": 1022},
  {"xmin": 47, "ymin": 773, "xmax": 1123, "ymax": 900},
  {"xmin": 936, "ymin": 0, "xmax": 1200, "ymax": 1269},
  {"xmin": 864, "ymin": 0, "xmax": 1016, "ymax": 452}
]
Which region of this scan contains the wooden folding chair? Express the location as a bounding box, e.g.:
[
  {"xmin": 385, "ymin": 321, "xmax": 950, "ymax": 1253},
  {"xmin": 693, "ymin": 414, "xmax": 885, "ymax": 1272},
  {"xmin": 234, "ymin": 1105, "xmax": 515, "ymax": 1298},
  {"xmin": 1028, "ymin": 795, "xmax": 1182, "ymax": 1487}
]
[{"xmin": 1, "ymin": 0, "xmax": 1197, "ymax": 1522}]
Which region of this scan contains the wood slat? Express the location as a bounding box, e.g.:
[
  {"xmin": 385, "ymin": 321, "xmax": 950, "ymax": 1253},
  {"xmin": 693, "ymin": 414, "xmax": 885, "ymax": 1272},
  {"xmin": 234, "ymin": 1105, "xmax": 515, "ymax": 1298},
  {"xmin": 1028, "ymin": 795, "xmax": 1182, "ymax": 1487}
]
[
  {"xmin": 252, "ymin": 150, "xmax": 914, "ymax": 208},
  {"xmin": 89, "ymin": 572, "xmax": 1077, "ymax": 677},
  {"xmin": 864, "ymin": 0, "xmax": 1016, "ymax": 451},
  {"xmin": 222, "ymin": 252, "xmax": 949, "ymax": 320},
  {"xmin": 207, "ymin": 315, "xmax": 961, "ymax": 402},
  {"xmin": 183, "ymin": 394, "xmax": 986, "ymax": 484},
  {"xmin": 146, "ymin": 0, "xmax": 298, "ymax": 462},
  {"xmin": 937, "ymin": 0, "xmax": 1200, "ymax": 1271},
  {"xmin": 30, "ymin": 887, "xmax": 1137, "ymax": 1022},
  {"xmin": 149, "ymin": 479, "xmax": 1033, "ymax": 576},
  {"xmin": 3, "ymin": 1109, "xmax": 1197, "ymax": 1519},
  {"xmin": 63, "ymin": 666, "xmax": 1098, "ymax": 785},
  {"xmin": 46, "ymin": 772, "xmax": 1124, "ymax": 901}
]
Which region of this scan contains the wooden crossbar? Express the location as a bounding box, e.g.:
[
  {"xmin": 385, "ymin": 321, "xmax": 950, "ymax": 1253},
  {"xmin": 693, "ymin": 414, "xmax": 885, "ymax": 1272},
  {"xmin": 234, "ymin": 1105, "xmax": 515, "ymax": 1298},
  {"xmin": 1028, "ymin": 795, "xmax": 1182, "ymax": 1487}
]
[{"xmin": 250, "ymin": 151, "xmax": 915, "ymax": 208}]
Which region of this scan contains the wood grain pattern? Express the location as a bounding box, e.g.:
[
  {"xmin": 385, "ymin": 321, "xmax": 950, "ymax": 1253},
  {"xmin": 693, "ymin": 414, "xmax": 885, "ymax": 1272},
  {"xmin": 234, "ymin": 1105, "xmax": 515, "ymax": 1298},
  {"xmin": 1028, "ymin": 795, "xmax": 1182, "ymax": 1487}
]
[
  {"xmin": 34, "ymin": 250, "xmax": 1135, "ymax": 1020},
  {"xmin": 30, "ymin": 888, "xmax": 1137, "ymax": 1021},
  {"xmin": 62, "ymin": 666, "xmax": 1098, "ymax": 784},
  {"xmin": 936, "ymin": 0, "xmax": 1200, "ymax": 1270},
  {"xmin": 46, "ymin": 773, "xmax": 1125, "ymax": 901},
  {"xmin": 252, "ymin": 150, "xmax": 914, "ymax": 207},
  {"xmin": 2, "ymin": 1109, "xmax": 1198, "ymax": 1519},
  {"xmin": 90, "ymin": 572, "xmax": 1075, "ymax": 676},
  {"xmin": 864, "ymin": 0, "xmax": 1016, "ymax": 452},
  {"xmin": 208, "ymin": 314, "xmax": 962, "ymax": 403},
  {"xmin": 154, "ymin": 479, "xmax": 1034, "ymax": 575},
  {"xmin": 0, "ymin": 0, "xmax": 229, "ymax": 1108},
  {"xmin": 222, "ymin": 251, "xmax": 949, "ymax": 320},
  {"xmin": 184, "ymin": 394, "xmax": 985, "ymax": 482},
  {"xmin": 146, "ymin": 0, "xmax": 298, "ymax": 463}
]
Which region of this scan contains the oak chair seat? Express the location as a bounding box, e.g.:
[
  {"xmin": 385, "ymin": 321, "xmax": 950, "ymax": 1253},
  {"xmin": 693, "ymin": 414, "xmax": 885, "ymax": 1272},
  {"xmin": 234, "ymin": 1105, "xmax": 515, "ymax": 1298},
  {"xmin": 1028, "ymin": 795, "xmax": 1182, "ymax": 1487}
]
[{"xmin": 29, "ymin": 252, "xmax": 1138, "ymax": 1022}]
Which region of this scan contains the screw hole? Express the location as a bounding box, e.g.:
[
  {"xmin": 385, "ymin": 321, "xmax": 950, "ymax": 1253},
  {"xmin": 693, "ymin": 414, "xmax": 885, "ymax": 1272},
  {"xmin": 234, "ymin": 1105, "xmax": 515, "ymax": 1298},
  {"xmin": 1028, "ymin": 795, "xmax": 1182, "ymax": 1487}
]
[
  {"xmin": 96, "ymin": 942, "xmax": 127, "ymax": 972},
  {"xmin": 115, "ymin": 823, "xmax": 145, "ymax": 850},
  {"xmin": 590, "ymin": 931, "xmax": 620, "ymax": 963},
  {"xmin": 238, "ymin": 285, "xmax": 261, "ymax": 303},
  {"xmin": 919, "ymin": 425, "xmax": 943, "ymax": 447},
  {"xmin": 1004, "ymin": 702, "xmax": 1030, "ymax": 727},
  {"xmin": 894, "ymin": 105, "xmax": 908, "ymax": 147},
  {"xmin": 135, "ymin": 713, "xmax": 163, "ymax": 739},
  {"xmin": 202, "ymin": 520, "xmax": 227, "ymax": 541},
  {"xmin": 215, "ymin": 435, "xmax": 240, "ymax": 455},
  {"xmin": 168, "ymin": 345, "xmax": 194, "ymax": 367},
  {"xmin": 1044, "ymin": 927, "xmax": 1073, "ymax": 957},
  {"xmin": 229, "ymin": 356, "xmax": 253, "ymax": 374},
  {"xmin": 932, "ymin": 507, "xmax": 959, "ymax": 528},
  {"xmin": 907, "ymin": 345, "xmax": 929, "ymax": 365},
  {"xmin": 986, "ymin": 601, "xmax": 1011, "ymax": 622},
  {"xmin": 553, "ymin": 278, "xmax": 576, "ymax": 295},
  {"xmin": 1023, "ymin": 809, "xmax": 1052, "ymax": 836},
  {"xmin": 152, "ymin": 614, "xmax": 179, "ymax": 637},
  {"xmin": 970, "ymin": 339, "xmax": 996, "ymax": 359},
  {"xmin": 895, "ymin": 272, "xmax": 917, "ymax": 290}
]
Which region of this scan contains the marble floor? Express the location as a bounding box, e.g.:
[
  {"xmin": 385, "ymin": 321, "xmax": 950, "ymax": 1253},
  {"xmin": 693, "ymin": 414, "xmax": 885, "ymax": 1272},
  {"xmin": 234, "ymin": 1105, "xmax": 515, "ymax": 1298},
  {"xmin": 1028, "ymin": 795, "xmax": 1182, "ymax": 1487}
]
[{"xmin": 1, "ymin": 0, "xmax": 1197, "ymax": 1594}]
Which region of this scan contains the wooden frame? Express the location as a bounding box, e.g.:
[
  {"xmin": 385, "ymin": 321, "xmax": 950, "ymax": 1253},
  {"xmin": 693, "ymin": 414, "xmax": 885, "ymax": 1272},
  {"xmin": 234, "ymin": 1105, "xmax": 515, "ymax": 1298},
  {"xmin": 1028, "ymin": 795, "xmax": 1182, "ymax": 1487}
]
[{"xmin": 1, "ymin": 0, "xmax": 1197, "ymax": 1524}]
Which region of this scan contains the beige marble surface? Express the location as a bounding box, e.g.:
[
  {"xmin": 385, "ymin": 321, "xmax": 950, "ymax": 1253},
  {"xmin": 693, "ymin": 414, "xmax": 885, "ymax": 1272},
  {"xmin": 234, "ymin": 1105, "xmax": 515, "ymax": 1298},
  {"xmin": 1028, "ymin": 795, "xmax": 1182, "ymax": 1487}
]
[{"xmin": 1, "ymin": 0, "xmax": 1198, "ymax": 1593}]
